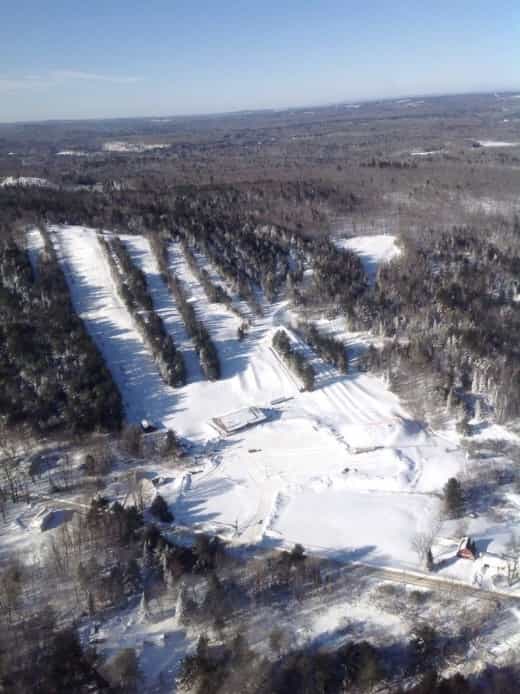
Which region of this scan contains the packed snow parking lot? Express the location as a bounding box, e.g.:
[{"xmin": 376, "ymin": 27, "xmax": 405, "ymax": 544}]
[{"xmin": 41, "ymin": 225, "xmax": 476, "ymax": 572}]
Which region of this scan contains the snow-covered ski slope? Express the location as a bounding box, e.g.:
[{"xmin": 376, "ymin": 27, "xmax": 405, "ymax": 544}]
[
  {"xmin": 334, "ymin": 234, "xmax": 400, "ymax": 284},
  {"xmin": 50, "ymin": 225, "xmax": 464, "ymax": 570},
  {"xmin": 119, "ymin": 235, "xmax": 203, "ymax": 384}
]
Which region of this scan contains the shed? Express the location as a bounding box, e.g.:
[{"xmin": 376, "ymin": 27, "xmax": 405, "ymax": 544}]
[
  {"xmin": 457, "ymin": 536, "xmax": 478, "ymax": 560},
  {"xmin": 141, "ymin": 419, "xmax": 158, "ymax": 433}
]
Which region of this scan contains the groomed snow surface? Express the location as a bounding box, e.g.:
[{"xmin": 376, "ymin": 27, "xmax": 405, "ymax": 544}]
[{"xmin": 49, "ymin": 225, "xmax": 475, "ymax": 576}]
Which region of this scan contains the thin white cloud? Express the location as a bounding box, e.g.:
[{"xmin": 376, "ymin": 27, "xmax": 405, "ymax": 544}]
[
  {"xmin": 50, "ymin": 70, "xmax": 141, "ymax": 84},
  {"xmin": 0, "ymin": 70, "xmax": 141, "ymax": 92},
  {"xmin": 0, "ymin": 77, "xmax": 46, "ymax": 91}
]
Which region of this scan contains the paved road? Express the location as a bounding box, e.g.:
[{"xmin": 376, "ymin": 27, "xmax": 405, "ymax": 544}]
[{"xmin": 341, "ymin": 561, "xmax": 520, "ymax": 605}]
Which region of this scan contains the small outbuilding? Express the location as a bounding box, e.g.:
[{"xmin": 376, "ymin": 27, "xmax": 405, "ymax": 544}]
[
  {"xmin": 141, "ymin": 419, "xmax": 158, "ymax": 434},
  {"xmin": 457, "ymin": 536, "xmax": 478, "ymax": 560}
]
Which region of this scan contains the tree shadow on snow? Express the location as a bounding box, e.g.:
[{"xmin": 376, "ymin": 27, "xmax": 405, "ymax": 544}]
[{"xmin": 61, "ymin": 264, "xmax": 186, "ymax": 426}]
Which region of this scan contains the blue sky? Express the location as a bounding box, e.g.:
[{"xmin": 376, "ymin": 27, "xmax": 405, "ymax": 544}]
[{"xmin": 1, "ymin": 0, "xmax": 519, "ymax": 122}]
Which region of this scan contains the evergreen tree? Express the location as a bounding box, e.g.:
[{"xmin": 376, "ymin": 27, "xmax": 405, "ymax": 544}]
[{"xmin": 444, "ymin": 477, "xmax": 464, "ymax": 518}]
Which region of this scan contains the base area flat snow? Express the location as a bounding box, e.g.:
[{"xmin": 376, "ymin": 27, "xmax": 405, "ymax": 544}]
[
  {"xmin": 272, "ymin": 488, "xmax": 440, "ymax": 565},
  {"xmin": 334, "ymin": 234, "xmax": 400, "ymax": 284},
  {"xmin": 170, "ymin": 367, "xmax": 463, "ymax": 562}
]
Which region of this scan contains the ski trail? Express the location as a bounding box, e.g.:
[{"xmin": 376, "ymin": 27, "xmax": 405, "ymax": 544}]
[
  {"xmin": 120, "ymin": 235, "xmax": 203, "ymax": 384},
  {"xmin": 50, "ymin": 225, "xmax": 179, "ymax": 426}
]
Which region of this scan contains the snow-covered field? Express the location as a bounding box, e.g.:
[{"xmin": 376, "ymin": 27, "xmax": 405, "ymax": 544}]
[
  {"xmin": 410, "ymin": 149, "xmax": 442, "ymax": 156},
  {"xmin": 334, "ymin": 234, "xmax": 401, "ymax": 284},
  {"xmin": 44, "ymin": 225, "xmax": 476, "ymax": 578},
  {"xmin": 1, "ymin": 176, "xmax": 54, "ymax": 188},
  {"xmin": 477, "ymin": 140, "xmax": 519, "ymax": 148},
  {"xmin": 102, "ymin": 141, "xmax": 169, "ymax": 153},
  {"xmin": 56, "ymin": 150, "xmax": 90, "ymax": 157}
]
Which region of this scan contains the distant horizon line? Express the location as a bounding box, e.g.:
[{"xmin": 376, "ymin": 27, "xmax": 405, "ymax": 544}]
[{"xmin": 1, "ymin": 87, "xmax": 519, "ymax": 127}]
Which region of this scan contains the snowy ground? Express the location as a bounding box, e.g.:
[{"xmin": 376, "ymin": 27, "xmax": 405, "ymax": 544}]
[
  {"xmin": 102, "ymin": 141, "xmax": 169, "ymax": 153},
  {"xmin": 1, "ymin": 176, "xmax": 54, "ymax": 188},
  {"xmin": 477, "ymin": 140, "xmax": 519, "ymax": 148},
  {"xmin": 56, "ymin": 150, "xmax": 91, "ymax": 157},
  {"xmin": 334, "ymin": 234, "xmax": 401, "ymax": 284},
  {"xmin": 25, "ymin": 227, "xmax": 45, "ymax": 272},
  {"xmin": 8, "ymin": 224, "xmax": 520, "ymax": 687},
  {"xmin": 44, "ymin": 225, "xmax": 477, "ymax": 580},
  {"xmin": 410, "ymin": 150, "xmax": 443, "ymax": 156}
]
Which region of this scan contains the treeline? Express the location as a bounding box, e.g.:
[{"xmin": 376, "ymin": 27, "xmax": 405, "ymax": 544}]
[
  {"xmin": 180, "ymin": 631, "xmax": 384, "ymax": 694},
  {"xmin": 180, "ymin": 238, "xmax": 240, "ymax": 315},
  {"xmin": 148, "ymin": 234, "xmax": 221, "ymax": 380},
  {"xmin": 174, "ymin": 195, "xmax": 303, "ymax": 310},
  {"xmin": 99, "ymin": 235, "xmax": 186, "ymax": 387},
  {"xmin": 0, "ymin": 618, "xmax": 109, "ymax": 693},
  {"xmin": 0, "ymin": 475, "xmax": 147, "ymax": 692},
  {"xmin": 308, "ymin": 239, "xmax": 368, "ymax": 311},
  {"xmin": 272, "ymin": 329, "xmax": 315, "ymax": 391},
  {"xmin": 0, "ymin": 225, "xmax": 122, "ymax": 434},
  {"xmin": 182, "ymin": 227, "xmax": 265, "ymax": 316},
  {"xmin": 0, "ymin": 178, "xmax": 310, "ymax": 314},
  {"xmin": 298, "ymin": 321, "xmax": 348, "ymax": 373},
  {"xmin": 355, "ymin": 225, "xmax": 520, "ymax": 423}
]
